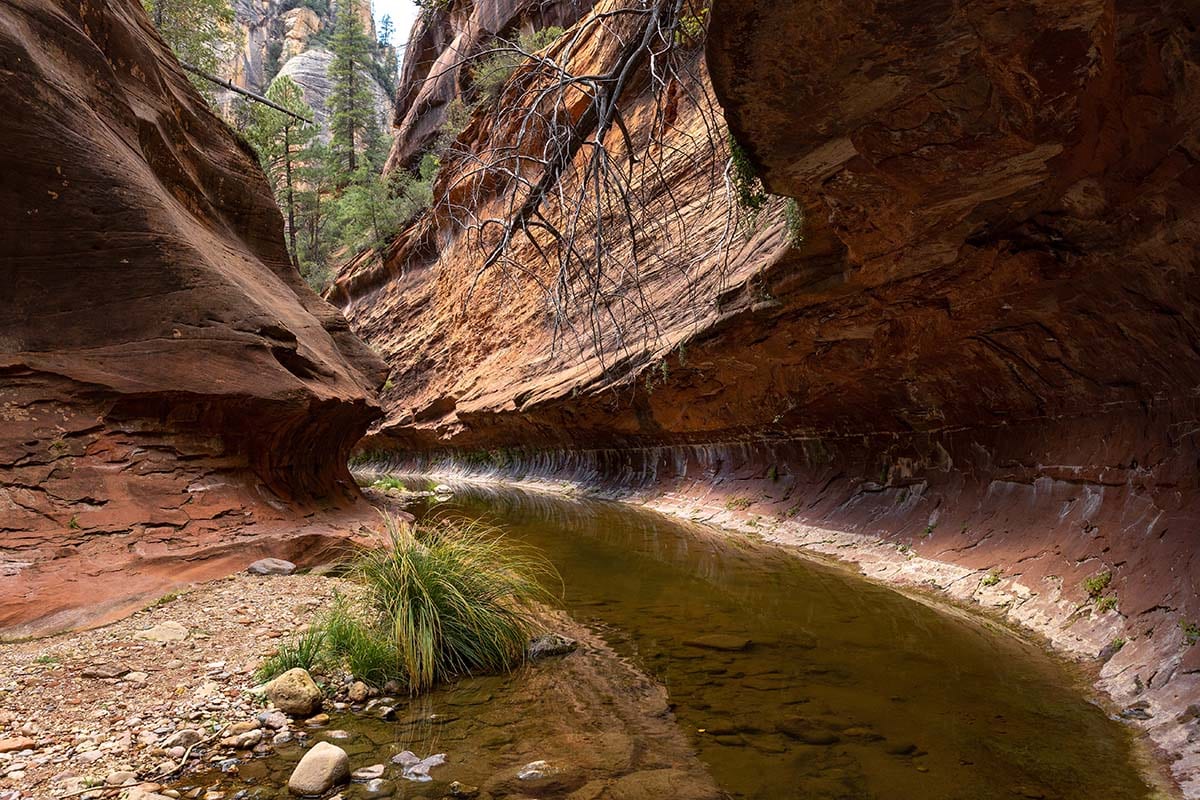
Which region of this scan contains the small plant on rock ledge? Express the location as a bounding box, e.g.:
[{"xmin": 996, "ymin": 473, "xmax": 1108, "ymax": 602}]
[
  {"xmin": 980, "ymin": 569, "xmax": 1002, "ymax": 587},
  {"xmin": 725, "ymin": 496, "xmax": 753, "ymax": 512},
  {"xmin": 1182, "ymin": 620, "xmax": 1200, "ymax": 646},
  {"xmin": 1083, "ymin": 570, "xmax": 1112, "ymax": 599},
  {"xmin": 1096, "ymin": 595, "xmax": 1119, "ymax": 613}
]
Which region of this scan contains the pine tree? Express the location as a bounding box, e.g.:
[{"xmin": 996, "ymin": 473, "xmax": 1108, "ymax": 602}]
[
  {"xmin": 328, "ymin": 6, "xmax": 378, "ymax": 175},
  {"xmin": 294, "ymin": 141, "xmax": 340, "ymax": 290},
  {"xmin": 378, "ymin": 15, "xmax": 399, "ymax": 93},
  {"xmin": 245, "ymin": 77, "xmax": 316, "ymax": 262},
  {"xmin": 142, "ymin": 0, "xmax": 240, "ymax": 100}
]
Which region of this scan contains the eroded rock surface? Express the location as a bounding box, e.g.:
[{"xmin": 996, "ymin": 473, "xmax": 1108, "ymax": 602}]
[
  {"xmin": 330, "ymin": 0, "xmax": 1200, "ymax": 792},
  {"xmin": 0, "ymin": 0, "xmax": 387, "ymax": 635}
]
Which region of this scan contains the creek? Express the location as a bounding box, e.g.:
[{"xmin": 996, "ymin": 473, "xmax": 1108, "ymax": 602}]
[{"xmin": 175, "ymin": 480, "xmax": 1157, "ymax": 799}]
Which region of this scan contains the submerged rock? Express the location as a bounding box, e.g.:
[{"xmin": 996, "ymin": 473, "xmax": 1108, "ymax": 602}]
[
  {"xmin": 682, "ymin": 635, "xmax": 752, "ymax": 652},
  {"xmin": 528, "ymin": 633, "xmax": 579, "ymax": 659},
  {"xmin": 351, "ymin": 763, "xmax": 385, "ymax": 781},
  {"xmin": 517, "ymin": 760, "xmax": 556, "ymax": 780},
  {"xmin": 776, "ymin": 718, "xmax": 840, "ymax": 745},
  {"xmin": 287, "ymin": 741, "xmax": 349, "ymax": 795},
  {"xmin": 391, "ymin": 750, "xmax": 446, "ymax": 782},
  {"xmin": 267, "ymin": 669, "xmax": 323, "ymax": 716}
]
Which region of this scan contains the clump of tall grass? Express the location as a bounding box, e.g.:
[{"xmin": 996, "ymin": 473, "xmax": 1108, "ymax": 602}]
[
  {"xmin": 356, "ymin": 513, "xmax": 557, "ymax": 691},
  {"xmin": 256, "ymin": 513, "xmax": 557, "ymax": 693}
]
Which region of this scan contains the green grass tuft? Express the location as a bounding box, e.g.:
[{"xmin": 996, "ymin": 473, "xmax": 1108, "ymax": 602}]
[
  {"xmin": 371, "ymin": 476, "xmax": 407, "ymax": 492},
  {"xmin": 255, "ymin": 627, "xmax": 327, "ymax": 683},
  {"xmin": 980, "ymin": 568, "xmax": 1002, "ymax": 587},
  {"xmin": 257, "ymin": 514, "xmax": 558, "ymax": 693}
]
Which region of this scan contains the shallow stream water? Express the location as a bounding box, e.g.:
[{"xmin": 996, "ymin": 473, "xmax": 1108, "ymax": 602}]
[{"xmin": 177, "ymin": 481, "xmax": 1158, "ymax": 800}]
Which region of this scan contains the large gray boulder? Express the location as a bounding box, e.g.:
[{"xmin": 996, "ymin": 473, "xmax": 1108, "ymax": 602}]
[
  {"xmin": 247, "ymin": 557, "xmax": 296, "ymax": 575},
  {"xmin": 275, "ymin": 48, "xmax": 392, "ymax": 142}
]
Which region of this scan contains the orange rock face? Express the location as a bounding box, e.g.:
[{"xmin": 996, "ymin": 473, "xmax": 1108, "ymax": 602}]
[
  {"xmin": 0, "ymin": 0, "xmax": 387, "ymax": 635},
  {"xmin": 332, "ymin": 0, "xmax": 1199, "ymax": 790}
]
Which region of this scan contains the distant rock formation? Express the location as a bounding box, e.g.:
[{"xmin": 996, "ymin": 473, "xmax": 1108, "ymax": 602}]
[
  {"xmin": 218, "ymin": 0, "xmax": 394, "ymax": 141},
  {"xmin": 277, "ymin": 47, "xmax": 392, "ymax": 142}
]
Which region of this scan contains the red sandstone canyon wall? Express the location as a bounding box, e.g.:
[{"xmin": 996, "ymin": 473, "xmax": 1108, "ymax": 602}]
[
  {"xmin": 331, "ymin": 0, "xmax": 1200, "ymax": 790},
  {"xmin": 0, "ymin": 0, "xmax": 388, "ymax": 635}
]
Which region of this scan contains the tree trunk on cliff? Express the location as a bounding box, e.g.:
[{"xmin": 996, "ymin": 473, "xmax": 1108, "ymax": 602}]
[{"xmin": 284, "ymin": 123, "xmax": 297, "ymax": 260}]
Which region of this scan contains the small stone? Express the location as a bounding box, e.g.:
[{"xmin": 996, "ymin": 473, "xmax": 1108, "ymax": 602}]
[
  {"xmin": 448, "ymin": 780, "xmax": 479, "ymax": 797},
  {"xmin": 81, "ymin": 664, "xmax": 131, "ymax": 679},
  {"xmin": 287, "ymin": 741, "xmax": 349, "ymax": 795},
  {"xmin": 273, "ymin": 731, "xmax": 294, "ymax": 746},
  {"xmin": 225, "ymin": 721, "xmax": 259, "ymax": 736},
  {"xmin": 135, "ymin": 622, "xmax": 189, "ymax": 643},
  {"xmin": 305, "ymin": 713, "xmax": 330, "ymax": 726},
  {"xmin": 106, "ymin": 770, "xmax": 138, "ymax": 786},
  {"xmin": 162, "ymin": 730, "xmax": 203, "ymax": 749},
  {"xmin": 347, "ymin": 681, "xmax": 369, "ymax": 703},
  {"xmin": 257, "ymin": 711, "xmax": 289, "ymax": 730},
  {"xmin": 0, "ymin": 737, "xmax": 35, "ymax": 753},
  {"xmin": 124, "ymin": 671, "xmax": 149, "ymax": 685},
  {"xmin": 267, "ymin": 668, "xmax": 323, "ymax": 716},
  {"xmin": 351, "ymin": 763, "xmax": 385, "ymax": 781},
  {"xmin": 517, "ymin": 760, "xmax": 555, "ymax": 781},
  {"xmin": 74, "ymin": 750, "xmax": 105, "ymax": 763},
  {"xmin": 247, "ymin": 558, "xmax": 296, "ymax": 576}
]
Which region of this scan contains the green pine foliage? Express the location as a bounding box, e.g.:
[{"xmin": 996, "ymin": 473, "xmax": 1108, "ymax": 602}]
[
  {"xmin": 332, "ymin": 167, "xmax": 433, "ymax": 255},
  {"xmin": 245, "ymin": 77, "xmax": 316, "ymax": 263},
  {"xmin": 471, "ymin": 27, "xmax": 565, "ymax": 101},
  {"xmin": 141, "ymin": 0, "xmax": 240, "ymax": 101},
  {"xmin": 329, "ymin": 6, "xmax": 380, "ymax": 174}
]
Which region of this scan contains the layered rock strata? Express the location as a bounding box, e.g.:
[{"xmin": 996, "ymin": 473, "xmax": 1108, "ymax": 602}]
[{"xmin": 0, "ymin": 0, "xmax": 387, "ymax": 635}]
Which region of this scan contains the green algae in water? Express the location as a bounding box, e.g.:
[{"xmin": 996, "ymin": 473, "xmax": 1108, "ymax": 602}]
[{"xmin": 177, "ymin": 483, "xmax": 1161, "ymax": 800}]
